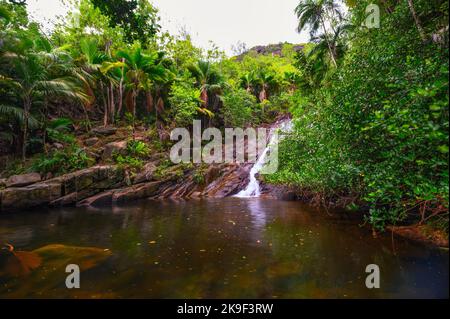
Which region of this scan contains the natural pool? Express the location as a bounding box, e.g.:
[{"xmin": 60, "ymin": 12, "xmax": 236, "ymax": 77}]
[{"xmin": 0, "ymin": 198, "xmax": 448, "ymax": 298}]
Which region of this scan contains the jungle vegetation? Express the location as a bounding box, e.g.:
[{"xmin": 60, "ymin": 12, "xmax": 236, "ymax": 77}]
[{"xmin": 0, "ymin": 0, "xmax": 448, "ymax": 232}]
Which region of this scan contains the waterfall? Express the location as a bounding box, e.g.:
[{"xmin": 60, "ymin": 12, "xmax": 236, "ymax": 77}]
[{"xmin": 235, "ymin": 119, "xmax": 292, "ymax": 198}]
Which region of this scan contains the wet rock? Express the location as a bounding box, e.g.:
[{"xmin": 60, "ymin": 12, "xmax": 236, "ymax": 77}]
[
  {"xmin": 84, "ymin": 137, "xmax": 99, "ymax": 146},
  {"xmin": 102, "ymin": 141, "xmax": 127, "ymax": 160},
  {"xmin": 5, "ymin": 173, "xmax": 41, "ymax": 188},
  {"xmin": 190, "ymin": 191, "xmax": 202, "ymax": 198},
  {"xmin": 92, "ymin": 126, "xmax": 117, "ymax": 136},
  {"xmin": 113, "ymin": 181, "xmax": 164, "ymax": 204},
  {"xmin": 77, "ymin": 190, "xmax": 114, "ymax": 207},
  {"xmin": 202, "ymin": 164, "xmax": 251, "ymax": 198}
]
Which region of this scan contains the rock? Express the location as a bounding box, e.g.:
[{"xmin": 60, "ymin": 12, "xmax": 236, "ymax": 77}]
[
  {"xmin": 92, "ymin": 127, "xmax": 117, "ymax": 136},
  {"xmin": 133, "ymin": 162, "xmax": 158, "ymax": 184},
  {"xmin": 1, "ymin": 182, "xmax": 62, "ymax": 211},
  {"xmin": 202, "ymin": 164, "xmax": 251, "ymax": 198},
  {"xmin": 84, "ymin": 137, "xmax": 99, "ymax": 146},
  {"xmin": 190, "ymin": 191, "xmax": 202, "ymax": 198},
  {"xmin": 102, "ymin": 141, "xmax": 127, "ymax": 160},
  {"xmin": 77, "ymin": 190, "xmax": 114, "ymax": 207},
  {"xmin": 5, "ymin": 173, "xmax": 41, "ymax": 188},
  {"xmin": 53, "ymin": 143, "xmax": 64, "ymax": 150},
  {"xmin": 113, "ymin": 181, "xmax": 164, "ymax": 204},
  {"xmin": 205, "ymin": 166, "xmax": 221, "ymax": 185}
]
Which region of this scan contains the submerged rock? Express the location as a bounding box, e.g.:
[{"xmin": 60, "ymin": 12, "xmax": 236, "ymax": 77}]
[
  {"xmin": 0, "ymin": 244, "xmax": 112, "ymax": 297},
  {"xmin": 5, "ymin": 173, "xmax": 41, "ymax": 188}
]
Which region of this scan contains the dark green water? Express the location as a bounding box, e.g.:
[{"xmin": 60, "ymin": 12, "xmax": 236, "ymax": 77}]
[{"xmin": 0, "ymin": 198, "xmax": 448, "ymax": 298}]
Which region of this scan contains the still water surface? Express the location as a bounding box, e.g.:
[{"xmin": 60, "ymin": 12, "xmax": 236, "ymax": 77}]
[{"xmin": 0, "ymin": 198, "xmax": 448, "ymax": 298}]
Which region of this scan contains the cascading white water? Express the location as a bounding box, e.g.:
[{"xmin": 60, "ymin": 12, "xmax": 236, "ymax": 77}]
[{"xmin": 235, "ymin": 119, "xmax": 292, "ymax": 198}]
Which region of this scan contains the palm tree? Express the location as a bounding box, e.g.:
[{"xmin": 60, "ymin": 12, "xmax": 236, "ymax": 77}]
[
  {"xmin": 309, "ymin": 23, "xmax": 351, "ymax": 67},
  {"xmin": 257, "ymin": 71, "xmax": 276, "ymax": 102},
  {"xmin": 78, "ymin": 38, "xmax": 117, "ymax": 127},
  {"xmin": 240, "ymin": 71, "xmax": 258, "ymax": 94},
  {"xmin": 116, "ymin": 46, "xmax": 166, "ymax": 131},
  {"xmin": 188, "ymin": 60, "xmax": 224, "ymax": 112},
  {"xmin": 1, "ymin": 40, "xmax": 88, "ymax": 160},
  {"xmin": 295, "ymin": 0, "xmax": 341, "ymax": 67}
]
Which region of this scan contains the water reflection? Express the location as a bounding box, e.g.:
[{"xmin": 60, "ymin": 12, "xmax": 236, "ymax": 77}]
[{"xmin": 0, "ymin": 198, "xmax": 448, "ymax": 298}]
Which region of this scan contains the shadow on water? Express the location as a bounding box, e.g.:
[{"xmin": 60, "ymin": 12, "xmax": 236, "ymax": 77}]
[{"xmin": 0, "ymin": 198, "xmax": 448, "ymax": 298}]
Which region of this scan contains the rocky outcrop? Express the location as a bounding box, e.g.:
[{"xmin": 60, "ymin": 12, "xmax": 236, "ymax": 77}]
[
  {"xmin": 5, "ymin": 173, "xmax": 41, "ymax": 188},
  {"xmin": 0, "ymin": 165, "xmax": 125, "ymax": 212},
  {"xmin": 1, "ymin": 181, "xmax": 61, "ymax": 211},
  {"xmin": 0, "ymin": 160, "xmax": 252, "ymax": 212}
]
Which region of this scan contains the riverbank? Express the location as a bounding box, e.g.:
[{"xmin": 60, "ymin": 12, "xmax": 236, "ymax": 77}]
[{"xmin": 0, "ymin": 119, "xmax": 448, "ymax": 248}]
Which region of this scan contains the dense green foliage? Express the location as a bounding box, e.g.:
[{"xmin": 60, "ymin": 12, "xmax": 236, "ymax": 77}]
[
  {"xmin": 0, "ymin": 0, "xmax": 448, "ymax": 233},
  {"xmin": 267, "ymin": 0, "xmax": 449, "ymax": 231}
]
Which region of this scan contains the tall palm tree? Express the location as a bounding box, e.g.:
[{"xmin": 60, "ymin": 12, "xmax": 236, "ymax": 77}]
[
  {"xmin": 295, "ymin": 0, "xmax": 341, "ymax": 67},
  {"xmin": 188, "ymin": 60, "xmax": 224, "ymax": 112},
  {"xmin": 78, "ymin": 38, "xmax": 118, "ymax": 127},
  {"xmin": 116, "ymin": 46, "xmax": 166, "ymax": 130},
  {"xmin": 309, "ymin": 23, "xmax": 351, "ymax": 67}
]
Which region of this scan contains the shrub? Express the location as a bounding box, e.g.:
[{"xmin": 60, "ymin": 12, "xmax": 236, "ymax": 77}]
[{"xmin": 221, "ymin": 88, "xmax": 258, "ymax": 127}]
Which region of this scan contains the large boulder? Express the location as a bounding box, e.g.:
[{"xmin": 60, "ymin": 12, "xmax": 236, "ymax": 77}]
[
  {"xmin": 102, "ymin": 141, "xmax": 127, "ymax": 160},
  {"xmin": 0, "ymin": 182, "xmax": 62, "ymax": 211},
  {"xmin": 5, "ymin": 173, "xmax": 41, "ymax": 188}
]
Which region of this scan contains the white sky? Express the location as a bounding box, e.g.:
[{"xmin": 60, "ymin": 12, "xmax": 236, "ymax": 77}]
[{"xmin": 26, "ymin": 0, "xmax": 308, "ymax": 55}]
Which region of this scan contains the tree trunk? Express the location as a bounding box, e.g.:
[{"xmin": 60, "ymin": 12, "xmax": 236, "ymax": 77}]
[
  {"xmin": 117, "ymin": 64, "xmax": 124, "ymax": 118},
  {"xmin": 104, "ymin": 85, "xmax": 109, "ymax": 127},
  {"xmin": 110, "ymin": 82, "xmax": 115, "ymax": 124},
  {"xmin": 22, "ymin": 98, "xmax": 31, "ymax": 161},
  {"xmin": 407, "ymin": 0, "xmax": 427, "ymax": 42},
  {"xmin": 320, "ymin": 17, "xmax": 338, "ymax": 67},
  {"xmin": 43, "ymin": 99, "xmax": 48, "ymax": 155}
]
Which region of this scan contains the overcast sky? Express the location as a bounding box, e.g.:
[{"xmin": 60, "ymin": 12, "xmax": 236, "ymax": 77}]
[{"xmin": 26, "ymin": 0, "xmax": 308, "ymax": 55}]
